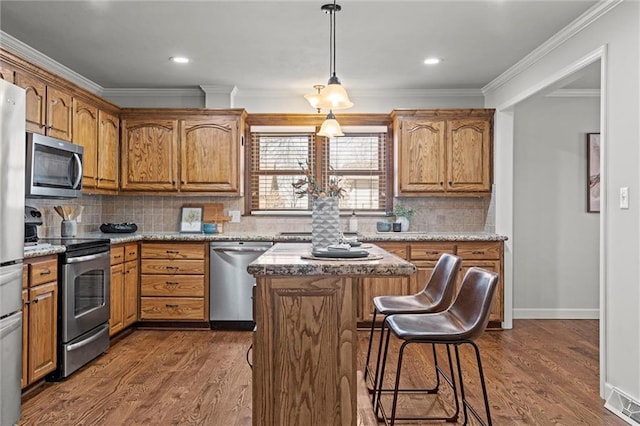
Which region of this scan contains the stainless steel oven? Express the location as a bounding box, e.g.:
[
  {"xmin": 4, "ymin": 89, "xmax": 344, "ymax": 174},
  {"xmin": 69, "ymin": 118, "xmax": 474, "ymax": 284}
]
[{"xmin": 44, "ymin": 238, "xmax": 111, "ymax": 380}]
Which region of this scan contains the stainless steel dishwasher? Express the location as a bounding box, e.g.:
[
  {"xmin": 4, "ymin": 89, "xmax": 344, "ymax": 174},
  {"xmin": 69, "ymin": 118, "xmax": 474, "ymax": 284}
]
[{"xmin": 209, "ymin": 241, "xmax": 272, "ymax": 330}]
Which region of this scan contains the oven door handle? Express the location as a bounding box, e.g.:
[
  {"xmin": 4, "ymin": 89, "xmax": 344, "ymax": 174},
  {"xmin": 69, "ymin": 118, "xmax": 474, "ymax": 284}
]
[
  {"xmin": 66, "ymin": 324, "xmax": 108, "ymax": 351},
  {"xmin": 65, "ymin": 251, "xmax": 110, "ymax": 264}
]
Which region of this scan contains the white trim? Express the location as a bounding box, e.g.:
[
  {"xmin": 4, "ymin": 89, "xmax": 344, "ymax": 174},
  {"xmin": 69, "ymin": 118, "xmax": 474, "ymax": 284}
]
[
  {"xmin": 482, "ymin": 0, "xmax": 622, "ymax": 94},
  {"xmin": 513, "ymin": 308, "xmax": 599, "ymax": 319},
  {"xmin": 102, "ymin": 88, "xmax": 204, "ymax": 97},
  {"xmin": 0, "ymin": 30, "xmax": 103, "ymax": 95},
  {"xmin": 236, "ymin": 88, "xmax": 483, "ymax": 99},
  {"xmin": 547, "ymin": 89, "xmax": 601, "ymax": 98},
  {"xmin": 495, "ymin": 46, "xmax": 605, "ymax": 111}
]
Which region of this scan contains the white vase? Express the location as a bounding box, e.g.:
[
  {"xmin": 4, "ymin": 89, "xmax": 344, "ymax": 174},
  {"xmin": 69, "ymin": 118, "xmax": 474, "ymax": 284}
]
[
  {"xmin": 397, "ymin": 216, "xmax": 410, "ymax": 232},
  {"xmin": 312, "ymin": 197, "xmax": 341, "ymax": 249}
]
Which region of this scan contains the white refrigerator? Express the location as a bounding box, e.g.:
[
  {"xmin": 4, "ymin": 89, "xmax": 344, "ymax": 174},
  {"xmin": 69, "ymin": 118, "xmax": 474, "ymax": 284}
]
[{"xmin": 0, "ymin": 78, "xmax": 26, "ymax": 426}]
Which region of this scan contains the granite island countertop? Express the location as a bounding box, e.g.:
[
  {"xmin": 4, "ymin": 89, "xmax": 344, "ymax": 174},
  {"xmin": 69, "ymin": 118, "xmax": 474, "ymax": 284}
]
[{"xmin": 246, "ymin": 242, "xmax": 416, "ymax": 277}]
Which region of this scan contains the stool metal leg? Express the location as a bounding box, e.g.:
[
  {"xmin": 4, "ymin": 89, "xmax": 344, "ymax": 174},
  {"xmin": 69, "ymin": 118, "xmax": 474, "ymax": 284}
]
[
  {"xmin": 454, "ymin": 342, "xmax": 492, "ymax": 426},
  {"xmin": 363, "ymin": 308, "xmax": 378, "ymax": 385}
]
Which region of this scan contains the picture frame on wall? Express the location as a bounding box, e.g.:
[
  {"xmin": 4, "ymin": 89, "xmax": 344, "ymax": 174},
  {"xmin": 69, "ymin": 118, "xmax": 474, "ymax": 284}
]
[
  {"xmin": 179, "ymin": 206, "xmax": 204, "ymax": 233},
  {"xmin": 587, "ymin": 133, "xmax": 600, "ymax": 213}
]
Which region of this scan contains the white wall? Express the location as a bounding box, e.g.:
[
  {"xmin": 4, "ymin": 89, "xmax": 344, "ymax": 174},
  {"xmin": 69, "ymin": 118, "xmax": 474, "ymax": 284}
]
[
  {"xmin": 513, "ymin": 95, "xmax": 600, "ymax": 318},
  {"xmin": 485, "ymin": 0, "xmax": 640, "ymax": 405}
]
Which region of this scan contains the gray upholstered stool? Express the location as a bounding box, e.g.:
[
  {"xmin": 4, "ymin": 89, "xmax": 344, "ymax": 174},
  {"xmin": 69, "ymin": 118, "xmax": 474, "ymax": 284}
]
[{"xmin": 376, "ymin": 267, "xmax": 499, "ymax": 426}]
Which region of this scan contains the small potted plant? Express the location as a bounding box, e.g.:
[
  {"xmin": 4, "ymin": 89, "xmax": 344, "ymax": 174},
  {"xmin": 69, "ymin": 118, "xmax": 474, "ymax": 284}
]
[{"xmin": 393, "ymin": 202, "xmax": 415, "ymax": 232}]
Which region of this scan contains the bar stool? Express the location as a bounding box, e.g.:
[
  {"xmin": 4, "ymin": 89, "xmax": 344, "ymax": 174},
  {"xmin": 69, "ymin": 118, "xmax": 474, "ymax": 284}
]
[
  {"xmin": 376, "ymin": 267, "xmax": 499, "ymax": 426},
  {"xmin": 364, "ymin": 253, "xmax": 462, "ymax": 398}
]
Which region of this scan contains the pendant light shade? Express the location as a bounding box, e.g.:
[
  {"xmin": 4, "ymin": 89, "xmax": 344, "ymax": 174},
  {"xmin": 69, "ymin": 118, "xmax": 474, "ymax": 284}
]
[
  {"xmin": 317, "ymin": 110, "xmax": 344, "ymax": 138},
  {"xmin": 304, "ymin": 84, "xmax": 325, "ymax": 112},
  {"xmin": 316, "ymin": 74, "xmax": 353, "ymax": 110}
]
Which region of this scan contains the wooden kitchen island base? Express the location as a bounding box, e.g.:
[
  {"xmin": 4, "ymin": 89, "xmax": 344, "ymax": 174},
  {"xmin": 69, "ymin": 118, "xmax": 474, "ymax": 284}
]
[{"xmin": 248, "ymin": 243, "xmax": 415, "ymax": 426}]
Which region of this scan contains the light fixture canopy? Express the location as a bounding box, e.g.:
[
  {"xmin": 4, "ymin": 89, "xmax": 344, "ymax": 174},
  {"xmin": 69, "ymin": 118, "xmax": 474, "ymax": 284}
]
[
  {"xmin": 317, "ymin": 110, "xmax": 344, "ymax": 138},
  {"xmin": 305, "ymin": 1, "xmax": 353, "ymax": 111}
]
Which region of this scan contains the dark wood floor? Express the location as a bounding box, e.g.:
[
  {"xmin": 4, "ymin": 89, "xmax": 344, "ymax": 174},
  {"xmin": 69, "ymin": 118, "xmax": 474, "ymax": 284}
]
[{"xmin": 19, "ymin": 320, "xmax": 626, "ymax": 425}]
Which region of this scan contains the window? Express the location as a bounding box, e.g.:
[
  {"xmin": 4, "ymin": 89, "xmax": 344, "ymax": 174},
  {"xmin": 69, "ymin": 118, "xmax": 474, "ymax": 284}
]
[{"xmin": 249, "ymin": 128, "xmax": 389, "ymax": 213}]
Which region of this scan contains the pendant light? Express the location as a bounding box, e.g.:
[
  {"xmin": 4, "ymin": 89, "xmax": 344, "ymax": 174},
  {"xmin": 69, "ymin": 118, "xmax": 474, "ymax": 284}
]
[
  {"xmin": 317, "ymin": 110, "xmax": 344, "ymax": 137},
  {"xmin": 304, "ymin": 84, "xmax": 325, "ymax": 113},
  {"xmin": 307, "ymin": 1, "xmax": 353, "ymax": 111}
]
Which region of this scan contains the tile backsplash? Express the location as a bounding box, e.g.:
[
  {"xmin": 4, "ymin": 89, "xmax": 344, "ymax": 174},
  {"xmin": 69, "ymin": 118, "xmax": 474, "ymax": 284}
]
[{"xmin": 27, "ymin": 192, "xmax": 495, "ymax": 237}]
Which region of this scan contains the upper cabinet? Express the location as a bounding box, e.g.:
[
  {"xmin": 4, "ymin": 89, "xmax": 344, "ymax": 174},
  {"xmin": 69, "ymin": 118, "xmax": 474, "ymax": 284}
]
[
  {"xmin": 120, "ymin": 109, "xmax": 246, "ymax": 194},
  {"xmin": 393, "ymin": 109, "xmax": 494, "ymax": 196},
  {"xmin": 73, "ymin": 99, "xmax": 120, "ymax": 191},
  {"xmin": 0, "ymin": 63, "xmax": 15, "ymax": 83},
  {"xmin": 120, "ymin": 118, "xmax": 179, "ymax": 191},
  {"xmin": 180, "ymin": 117, "xmax": 240, "ymax": 192},
  {"xmin": 15, "ymin": 71, "xmax": 73, "ymax": 141}
]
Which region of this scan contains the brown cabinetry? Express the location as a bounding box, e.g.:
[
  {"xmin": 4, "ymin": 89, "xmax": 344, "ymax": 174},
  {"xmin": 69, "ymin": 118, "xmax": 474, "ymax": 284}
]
[
  {"xmin": 109, "ymin": 243, "xmax": 139, "ymax": 335},
  {"xmin": 0, "ymin": 63, "xmax": 15, "ymax": 82},
  {"xmin": 73, "ymin": 100, "xmax": 120, "ymax": 191},
  {"xmin": 120, "ymin": 110, "xmax": 246, "ymax": 194},
  {"xmin": 393, "ymin": 109, "xmax": 493, "ymax": 196},
  {"xmin": 22, "ymin": 256, "xmax": 58, "ymax": 388},
  {"xmin": 139, "ymin": 242, "xmax": 207, "ymax": 321},
  {"xmin": 359, "ymin": 240, "xmax": 504, "ymax": 327},
  {"xmin": 15, "ymin": 71, "xmax": 73, "ymax": 141}
]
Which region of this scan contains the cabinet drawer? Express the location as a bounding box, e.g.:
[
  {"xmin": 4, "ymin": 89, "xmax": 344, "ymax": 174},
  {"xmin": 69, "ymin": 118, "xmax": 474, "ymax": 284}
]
[
  {"xmin": 29, "ymin": 259, "xmax": 57, "ymax": 286},
  {"xmin": 409, "ymin": 243, "xmax": 456, "ymax": 260},
  {"xmin": 140, "ymin": 275, "xmax": 204, "ymax": 297},
  {"xmin": 141, "ymin": 243, "xmax": 205, "ymax": 260},
  {"xmin": 140, "ymin": 297, "xmax": 205, "ymax": 320},
  {"xmin": 140, "ymin": 260, "xmax": 205, "ymax": 275},
  {"xmin": 374, "ymin": 242, "xmax": 408, "ymax": 259},
  {"xmin": 456, "ymin": 242, "xmax": 501, "ymax": 260},
  {"xmin": 110, "ymin": 246, "xmax": 125, "ymax": 265},
  {"xmin": 124, "ymin": 243, "xmax": 138, "ymax": 262}
]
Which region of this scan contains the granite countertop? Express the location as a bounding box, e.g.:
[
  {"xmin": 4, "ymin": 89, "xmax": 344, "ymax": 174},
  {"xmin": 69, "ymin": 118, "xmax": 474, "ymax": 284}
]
[
  {"xmin": 23, "ymin": 231, "xmax": 507, "ymax": 258},
  {"xmin": 247, "ymin": 242, "xmax": 416, "ymax": 277}
]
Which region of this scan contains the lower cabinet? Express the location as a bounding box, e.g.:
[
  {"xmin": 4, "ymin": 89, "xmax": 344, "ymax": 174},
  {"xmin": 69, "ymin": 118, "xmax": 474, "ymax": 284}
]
[
  {"xmin": 139, "ymin": 242, "xmax": 208, "ymax": 322},
  {"xmin": 109, "ymin": 243, "xmax": 139, "ymax": 336},
  {"xmin": 22, "ymin": 256, "xmax": 58, "ymax": 388},
  {"xmin": 358, "ymin": 240, "xmax": 504, "ymax": 328}
]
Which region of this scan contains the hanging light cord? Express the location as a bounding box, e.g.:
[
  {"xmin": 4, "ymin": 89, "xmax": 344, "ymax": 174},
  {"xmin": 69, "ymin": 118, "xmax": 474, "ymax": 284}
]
[{"xmin": 332, "ymin": 0, "xmax": 336, "ymax": 78}]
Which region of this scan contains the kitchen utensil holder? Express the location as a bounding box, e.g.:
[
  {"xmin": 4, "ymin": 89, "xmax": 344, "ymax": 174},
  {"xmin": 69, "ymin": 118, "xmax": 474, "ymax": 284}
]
[{"xmin": 61, "ymin": 220, "xmax": 77, "ymax": 237}]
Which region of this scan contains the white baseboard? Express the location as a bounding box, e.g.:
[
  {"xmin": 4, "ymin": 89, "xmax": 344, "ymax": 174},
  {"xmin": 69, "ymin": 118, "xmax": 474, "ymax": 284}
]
[{"xmin": 513, "ymin": 308, "xmax": 599, "ymax": 319}]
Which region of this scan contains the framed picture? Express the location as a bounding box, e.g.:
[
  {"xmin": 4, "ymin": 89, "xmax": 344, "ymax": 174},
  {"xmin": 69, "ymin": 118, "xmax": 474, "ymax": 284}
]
[
  {"xmin": 587, "ymin": 133, "xmax": 600, "ymax": 213},
  {"xmin": 179, "ymin": 206, "xmax": 203, "ymax": 233}
]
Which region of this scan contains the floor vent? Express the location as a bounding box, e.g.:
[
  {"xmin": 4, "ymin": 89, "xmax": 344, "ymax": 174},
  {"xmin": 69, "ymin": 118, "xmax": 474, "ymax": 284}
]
[{"xmin": 605, "ymin": 387, "xmax": 640, "ymax": 425}]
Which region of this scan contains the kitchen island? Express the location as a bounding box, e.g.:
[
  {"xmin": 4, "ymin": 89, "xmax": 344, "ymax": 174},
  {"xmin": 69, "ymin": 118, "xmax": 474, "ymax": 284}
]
[{"xmin": 247, "ymin": 243, "xmax": 415, "ymax": 426}]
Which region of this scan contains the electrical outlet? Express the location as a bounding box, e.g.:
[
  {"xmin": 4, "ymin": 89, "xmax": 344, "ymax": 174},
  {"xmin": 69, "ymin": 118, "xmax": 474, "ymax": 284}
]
[
  {"xmin": 76, "ymin": 213, "xmax": 82, "ymax": 223},
  {"xmin": 229, "ymin": 210, "xmax": 241, "ymax": 223},
  {"xmin": 620, "ymin": 187, "xmax": 629, "ymax": 209}
]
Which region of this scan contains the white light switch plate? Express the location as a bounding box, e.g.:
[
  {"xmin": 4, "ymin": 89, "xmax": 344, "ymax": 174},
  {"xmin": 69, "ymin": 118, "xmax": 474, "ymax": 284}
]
[
  {"xmin": 229, "ymin": 210, "xmax": 241, "ymax": 223},
  {"xmin": 620, "ymin": 187, "xmax": 629, "ymax": 209}
]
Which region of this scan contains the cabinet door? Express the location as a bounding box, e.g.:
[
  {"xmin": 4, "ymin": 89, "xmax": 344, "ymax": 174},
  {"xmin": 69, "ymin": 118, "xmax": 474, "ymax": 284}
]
[
  {"xmin": 97, "ymin": 110, "xmax": 120, "ymax": 190},
  {"xmin": 121, "ymin": 119, "xmax": 178, "ymax": 190},
  {"xmin": 73, "ymin": 99, "xmax": 99, "ymax": 188},
  {"xmin": 123, "ymin": 260, "xmax": 139, "ymax": 327},
  {"xmin": 180, "ymin": 118, "xmax": 240, "ymax": 192},
  {"xmin": 28, "ymin": 282, "xmax": 58, "ymax": 383},
  {"xmin": 446, "ymin": 119, "xmax": 491, "ymax": 192},
  {"xmin": 47, "ymin": 86, "xmax": 73, "ymax": 141},
  {"xmin": 456, "ymin": 260, "xmax": 502, "ymax": 324},
  {"xmin": 14, "ymin": 72, "xmax": 46, "ymax": 134},
  {"xmin": 397, "ymin": 118, "xmax": 446, "ymax": 193},
  {"xmin": 0, "ymin": 63, "xmax": 15, "ymax": 83},
  {"xmin": 109, "ymin": 264, "xmax": 124, "ymax": 336},
  {"xmin": 21, "ymin": 288, "xmax": 29, "ymax": 388}
]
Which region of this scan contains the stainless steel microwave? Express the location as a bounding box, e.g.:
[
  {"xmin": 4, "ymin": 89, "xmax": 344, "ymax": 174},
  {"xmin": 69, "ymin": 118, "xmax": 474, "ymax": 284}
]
[{"xmin": 25, "ymin": 133, "xmax": 83, "ymax": 198}]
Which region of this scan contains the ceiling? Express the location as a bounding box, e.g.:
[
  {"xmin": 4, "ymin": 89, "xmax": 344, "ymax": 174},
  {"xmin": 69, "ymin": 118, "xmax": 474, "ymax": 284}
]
[{"xmin": 0, "ymin": 1, "xmax": 599, "ymax": 92}]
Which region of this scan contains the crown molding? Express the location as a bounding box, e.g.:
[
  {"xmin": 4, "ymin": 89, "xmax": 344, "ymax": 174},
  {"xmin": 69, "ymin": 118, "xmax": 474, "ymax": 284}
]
[
  {"xmin": 0, "ymin": 30, "xmax": 104, "ymax": 95},
  {"xmin": 482, "ymin": 0, "xmax": 623, "ymax": 94},
  {"xmin": 547, "ymin": 89, "xmax": 601, "ymax": 98},
  {"xmin": 236, "ymin": 88, "xmax": 483, "ymax": 98},
  {"xmin": 101, "ymin": 87, "xmax": 204, "ymax": 97}
]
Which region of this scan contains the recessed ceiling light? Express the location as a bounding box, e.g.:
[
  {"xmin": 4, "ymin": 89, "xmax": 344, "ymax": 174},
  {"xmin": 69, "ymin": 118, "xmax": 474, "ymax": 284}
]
[
  {"xmin": 423, "ymin": 57, "xmax": 441, "ymax": 65},
  {"xmin": 170, "ymin": 56, "xmax": 190, "ymax": 64}
]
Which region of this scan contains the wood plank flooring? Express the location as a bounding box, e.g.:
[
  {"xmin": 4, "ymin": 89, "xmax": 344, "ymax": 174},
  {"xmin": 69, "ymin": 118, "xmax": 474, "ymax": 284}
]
[{"xmin": 19, "ymin": 320, "xmax": 626, "ymax": 425}]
